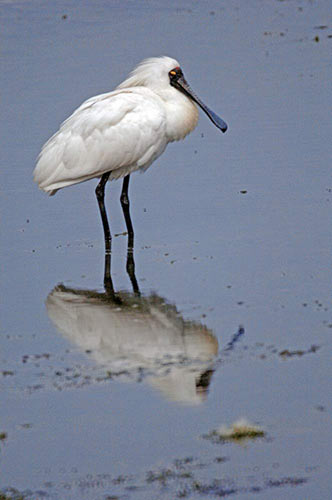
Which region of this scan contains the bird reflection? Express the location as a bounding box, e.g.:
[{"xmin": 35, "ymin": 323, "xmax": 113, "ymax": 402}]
[{"xmin": 46, "ymin": 205, "xmax": 218, "ymax": 404}]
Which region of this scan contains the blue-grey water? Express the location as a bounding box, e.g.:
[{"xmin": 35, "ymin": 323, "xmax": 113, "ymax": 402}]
[{"xmin": 1, "ymin": 1, "xmax": 332, "ymax": 499}]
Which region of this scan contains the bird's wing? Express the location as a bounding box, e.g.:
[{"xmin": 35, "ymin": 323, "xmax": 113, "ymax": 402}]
[{"xmin": 34, "ymin": 89, "xmax": 167, "ymax": 192}]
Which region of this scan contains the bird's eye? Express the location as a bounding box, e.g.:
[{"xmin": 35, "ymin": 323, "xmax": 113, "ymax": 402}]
[{"xmin": 169, "ymin": 67, "xmax": 183, "ymax": 85}]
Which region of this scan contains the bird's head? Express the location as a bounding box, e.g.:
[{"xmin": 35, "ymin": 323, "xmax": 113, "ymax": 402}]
[
  {"xmin": 117, "ymin": 56, "xmax": 228, "ymax": 134},
  {"xmin": 117, "ymin": 56, "xmax": 180, "ymax": 90}
]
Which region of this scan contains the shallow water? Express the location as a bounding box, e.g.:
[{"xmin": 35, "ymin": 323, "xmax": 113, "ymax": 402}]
[{"xmin": 1, "ymin": 0, "xmax": 332, "ymax": 498}]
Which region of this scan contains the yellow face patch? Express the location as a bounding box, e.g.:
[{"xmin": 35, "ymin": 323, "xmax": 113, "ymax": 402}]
[{"xmin": 169, "ymin": 70, "xmax": 177, "ymax": 76}]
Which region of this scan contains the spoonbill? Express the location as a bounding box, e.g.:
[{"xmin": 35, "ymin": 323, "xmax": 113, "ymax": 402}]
[{"xmin": 34, "ymin": 56, "xmax": 228, "ymax": 252}]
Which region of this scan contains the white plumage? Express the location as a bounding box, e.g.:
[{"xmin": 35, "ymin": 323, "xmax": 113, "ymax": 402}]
[
  {"xmin": 33, "ymin": 56, "xmax": 227, "ymax": 246},
  {"xmin": 34, "ymin": 57, "xmax": 204, "ymax": 194}
]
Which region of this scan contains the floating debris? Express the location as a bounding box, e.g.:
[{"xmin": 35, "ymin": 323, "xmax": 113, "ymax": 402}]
[
  {"xmin": 203, "ymin": 418, "xmax": 265, "ymax": 443},
  {"xmin": 279, "ymin": 345, "xmax": 319, "ymax": 358},
  {"xmin": 223, "ymin": 326, "xmax": 245, "ymax": 352}
]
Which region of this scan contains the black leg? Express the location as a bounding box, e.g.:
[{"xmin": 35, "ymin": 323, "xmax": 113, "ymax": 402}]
[
  {"xmin": 96, "ymin": 172, "xmax": 111, "ymax": 254},
  {"xmin": 120, "ymin": 174, "xmax": 130, "ymax": 205},
  {"xmin": 120, "ymin": 175, "xmax": 140, "ymax": 296},
  {"xmin": 120, "ymin": 175, "xmax": 134, "ymax": 247}
]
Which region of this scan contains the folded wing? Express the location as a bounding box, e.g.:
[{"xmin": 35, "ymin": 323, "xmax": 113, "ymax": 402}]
[{"xmin": 33, "ymin": 89, "xmax": 167, "ymax": 194}]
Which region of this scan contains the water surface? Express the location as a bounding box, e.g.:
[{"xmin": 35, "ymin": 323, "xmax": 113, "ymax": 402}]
[{"xmin": 1, "ymin": 1, "xmax": 332, "ymax": 498}]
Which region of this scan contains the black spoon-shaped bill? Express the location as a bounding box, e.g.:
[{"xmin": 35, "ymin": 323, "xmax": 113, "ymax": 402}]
[{"xmin": 172, "ymin": 75, "xmax": 228, "ymax": 133}]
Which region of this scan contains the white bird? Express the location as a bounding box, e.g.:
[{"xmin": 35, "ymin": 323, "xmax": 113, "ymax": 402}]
[{"xmin": 33, "ymin": 56, "xmax": 227, "ymax": 251}]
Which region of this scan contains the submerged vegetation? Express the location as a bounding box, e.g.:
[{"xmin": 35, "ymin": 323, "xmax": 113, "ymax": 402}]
[{"xmin": 0, "ymin": 494, "xmax": 25, "ymax": 500}]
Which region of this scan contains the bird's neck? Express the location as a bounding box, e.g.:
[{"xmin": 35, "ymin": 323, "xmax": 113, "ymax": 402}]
[{"xmin": 159, "ymin": 89, "xmax": 199, "ymax": 142}]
